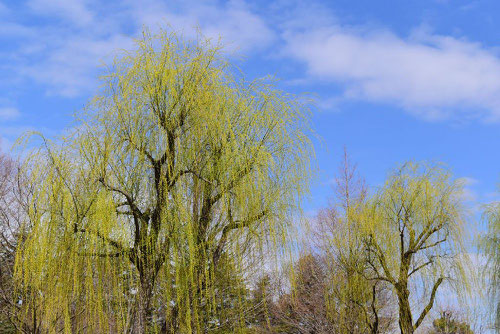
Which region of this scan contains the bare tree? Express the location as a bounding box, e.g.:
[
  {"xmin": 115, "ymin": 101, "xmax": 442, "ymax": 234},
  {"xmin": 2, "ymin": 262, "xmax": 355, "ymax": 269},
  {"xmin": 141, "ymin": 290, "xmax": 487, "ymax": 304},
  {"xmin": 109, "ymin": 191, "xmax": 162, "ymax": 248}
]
[
  {"xmin": 0, "ymin": 147, "xmax": 39, "ymax": 333},
  {"xmin": 263, "ymin": 253, "xmax": 335, "ymax": 334},
  {"xmin": 313, "ymin": 149, "xmax": 394, "ymax": 334},
  {"xmin": 0, "ymin": 148, "xmax": 17, "ymax": 332}
]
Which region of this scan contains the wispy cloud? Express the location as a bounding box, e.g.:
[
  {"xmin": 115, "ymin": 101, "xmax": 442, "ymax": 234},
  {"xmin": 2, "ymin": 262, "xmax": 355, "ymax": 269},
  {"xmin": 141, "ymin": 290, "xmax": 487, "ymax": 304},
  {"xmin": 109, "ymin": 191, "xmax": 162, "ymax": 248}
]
[
  {"xmin": 0, "ymin": 0, "xmax": 274, "ymax": 97},
  {"xmin": 0, "ymin": 107, "xmax": 20, "ymax": 120},
  {"xmin": 27, "ymin": 0, "xmax": 93, "ymax": 26},
  {"xmin": 0, "ymin": 136, "xmax": 12, "ymax": 152},
  {"xmin": 128, "ymin": 0, "xmax": 275, "ymax": 53},
  {"xmin": 284, "ymin": 25, "xmax": 500, "ymax": 122},
  {"xmin": 457, "ymin": 177, "xmax": 479, "ymax": 202},
  {"xmin": 18, "ymin": 34, "xmax": 135, "ymax": 97},
  {"xmin": 0, "ymin": 2, "xmax": 8, "ymax": 16},
  {"xmin": 0, "ymin": 125, "xmax": 31, "ymax": 153},
  {"xmin": 315, "ymin": 96, "xmax": 343, "ymax": 113}
]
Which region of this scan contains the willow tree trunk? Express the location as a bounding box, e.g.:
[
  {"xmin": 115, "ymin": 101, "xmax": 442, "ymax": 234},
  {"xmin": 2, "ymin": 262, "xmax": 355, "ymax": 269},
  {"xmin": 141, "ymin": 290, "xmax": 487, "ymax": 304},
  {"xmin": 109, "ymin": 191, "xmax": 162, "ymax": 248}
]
[
  {"xmin": 396, "ymin": 281, "xmax": 414, "ymax": 334},
  {"xmin": 137, "ymin": 273, "xmax": 154, "ymax": 334}
]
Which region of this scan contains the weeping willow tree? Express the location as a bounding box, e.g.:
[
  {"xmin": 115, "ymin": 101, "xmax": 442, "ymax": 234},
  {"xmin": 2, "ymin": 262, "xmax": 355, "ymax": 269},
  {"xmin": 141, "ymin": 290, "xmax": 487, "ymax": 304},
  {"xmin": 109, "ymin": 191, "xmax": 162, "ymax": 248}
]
[
  {"xmin": 357, "ymin": 162, "xmax": 470, "ymax": 334},
  {"xmin": 482, "ymin": 190, "xmax": 499, "ymax": 332},
  {"xmin": 14, "ymin": 29, "xmax": 313, "ymax": 333}
]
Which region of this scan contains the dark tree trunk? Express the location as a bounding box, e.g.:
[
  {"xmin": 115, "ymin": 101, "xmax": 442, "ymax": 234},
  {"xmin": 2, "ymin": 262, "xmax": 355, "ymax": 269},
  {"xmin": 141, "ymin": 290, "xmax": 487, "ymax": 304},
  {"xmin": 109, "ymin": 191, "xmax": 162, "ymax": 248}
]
[
  {"xmin": 137, "ymin": 274, "xmax": 154, "ymax": 334},
  {"xmin": 396, "ymin": 282, "xmax": 414, "ymax": 334}
]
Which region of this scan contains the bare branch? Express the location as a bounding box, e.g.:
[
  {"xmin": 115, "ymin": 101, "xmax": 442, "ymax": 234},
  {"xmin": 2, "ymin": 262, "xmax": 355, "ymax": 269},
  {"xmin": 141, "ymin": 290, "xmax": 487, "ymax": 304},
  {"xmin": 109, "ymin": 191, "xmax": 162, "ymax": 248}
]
[{"xmin": 414, "ymin": 277, "xmax": 444, "ymax": 330}]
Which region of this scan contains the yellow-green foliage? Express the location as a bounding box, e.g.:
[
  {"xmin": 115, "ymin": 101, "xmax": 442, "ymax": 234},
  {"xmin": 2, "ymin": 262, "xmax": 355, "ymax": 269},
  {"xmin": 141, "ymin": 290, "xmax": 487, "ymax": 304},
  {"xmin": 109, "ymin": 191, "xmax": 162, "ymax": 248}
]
[
  {"xmin": 361, "ymin": 162, "xmax": 468, "ymax": 284},
  {"xmin": 482, "ymin": 190, "xmax": 499, "ymax": 331},
  {"xmin": 14, "ymin": 29, "xmax": 313, "ymax": 333},
  {"xmin": 357, "ymin": 162, "xmax": 471, "ymax": 333}
]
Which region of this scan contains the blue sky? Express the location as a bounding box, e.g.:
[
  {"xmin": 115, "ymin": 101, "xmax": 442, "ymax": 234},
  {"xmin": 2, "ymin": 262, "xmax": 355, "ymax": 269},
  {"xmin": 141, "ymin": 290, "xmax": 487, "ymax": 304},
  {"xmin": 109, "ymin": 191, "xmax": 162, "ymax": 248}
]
[{"xmin": 0, "ymin": 0, "xmax": 498, "ymax": 327}]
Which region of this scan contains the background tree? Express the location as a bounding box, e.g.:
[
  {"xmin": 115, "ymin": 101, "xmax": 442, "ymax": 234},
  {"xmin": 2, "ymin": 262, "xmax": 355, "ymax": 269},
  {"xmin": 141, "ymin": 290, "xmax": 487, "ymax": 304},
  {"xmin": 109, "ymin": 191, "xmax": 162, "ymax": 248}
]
[
  {"xmin": 15, "ymin": 29, "xmax": 313, "ymax": 333},
  {"xmin": 313, "ymin": 149, "xmax": 394, "ymax": 334},
  {"xmin": 276, "ymin": 253, "xmax": 333, "ymax": 334},
  {"xmin": 481, "ymin": 191, "xmax": 499, "ymax": 332},
  {"xmin": 429, "ymin": 311, "xmax": 474, "ymax": 334},
  {"xmin": 0, "ymin": 149, "xmax": 18, "ymax": 333},
  {"xmin": 0, "ymin": 147, "xmax": 40, "ymax": 333},
  {"xmin": 250, "ymin": 253, "xmax": 335, "ymax": 334},
  {"xmin": 357, "ymin": 162, "xmax": 470, "ymax": 334}
]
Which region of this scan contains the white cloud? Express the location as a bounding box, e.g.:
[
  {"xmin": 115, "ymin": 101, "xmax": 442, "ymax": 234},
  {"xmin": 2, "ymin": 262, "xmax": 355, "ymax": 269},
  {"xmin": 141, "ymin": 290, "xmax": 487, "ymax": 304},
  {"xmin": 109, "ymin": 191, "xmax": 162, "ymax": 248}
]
[
  {"xmin": 0, "ymin": 136, "xmax": 12, "ymax": 152},
  {"xmin": 27, "ymin": 0, "xmax": 93, "ymax": 26},
  {"xmin": 0, "ymin": 125, "xmax": 60, "ymax": 155},
  {"xmin": 456, "ymin": 176, "xmax": 479, "ymax": 203},
  {"xmin": 316, "ymin": 96, "xmax": 343, "ymax": 112},
  {"xmin": 20, "ymin": 34, "xmax": 135, "ymax": 97},
  {"xmin": 0, "ymin": 2, "xmax": 9, "ymax": 16},
  {"xmin": 0, "ymin": 107, "xmax": 20, "ymax": 120},
  {"xmin": 0, "ymin": 125, "xmax": 29, "ymax": 154},
  {"xmin": 458, "ymin": 177, "xmax": 479, "ymax": 187},
  {"xmin": 0, "ymin": 125, "xmax": 36, "ymax": 137},
  {"xmin": 128, "ymin": 0, "xmax": 275, "ymax": 53},
  {"xmin": 1, "ymin": 0, "xmax": 274, "ymax": 97},
  {"xmin": 285, "ymin": 26, "xmax": 500, "ymax": 121},
  {"xmin": 0, "ymin": 21, "xmax": 35, "ymax": 38}
]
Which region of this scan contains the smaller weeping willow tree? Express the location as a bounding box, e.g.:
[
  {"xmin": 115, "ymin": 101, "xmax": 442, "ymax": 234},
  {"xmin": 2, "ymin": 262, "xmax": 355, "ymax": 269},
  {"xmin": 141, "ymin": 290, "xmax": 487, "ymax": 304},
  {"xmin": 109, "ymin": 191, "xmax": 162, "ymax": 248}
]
[
  {"xmin": 355, "ymin": 162, "xmax": 472, "ymax": 334},
  {"xmin": 14, "ymin": 29, "xmax": 313, "ymax": 333},
  {"xmin": 482, "ymin": 190, "xmax": 499, "ymax": 332}
]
